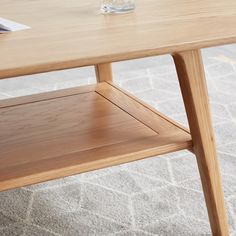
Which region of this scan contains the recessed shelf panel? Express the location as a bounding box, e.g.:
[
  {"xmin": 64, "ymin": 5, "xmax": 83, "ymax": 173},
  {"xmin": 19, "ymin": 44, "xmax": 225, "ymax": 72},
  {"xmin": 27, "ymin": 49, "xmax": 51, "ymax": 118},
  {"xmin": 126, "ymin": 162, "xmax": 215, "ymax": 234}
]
[{"xmin": 0, "ymin": 82, "xmax": 192, "ymax": 191}]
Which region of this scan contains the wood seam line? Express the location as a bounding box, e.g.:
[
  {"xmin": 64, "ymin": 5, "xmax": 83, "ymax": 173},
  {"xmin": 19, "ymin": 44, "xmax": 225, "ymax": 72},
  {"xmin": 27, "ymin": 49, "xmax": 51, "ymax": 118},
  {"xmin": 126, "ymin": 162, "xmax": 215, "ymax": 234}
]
[
  {"xmin": 94, "ymin": 89, "xmax": 160, "ymax": 135},
  {"xmin": 0, "ymin": 85, "xmax": 97, "ymax": 109},
  {"xmin": 105, "ymin": 81, "xmax": 191, "ymax": 134}
]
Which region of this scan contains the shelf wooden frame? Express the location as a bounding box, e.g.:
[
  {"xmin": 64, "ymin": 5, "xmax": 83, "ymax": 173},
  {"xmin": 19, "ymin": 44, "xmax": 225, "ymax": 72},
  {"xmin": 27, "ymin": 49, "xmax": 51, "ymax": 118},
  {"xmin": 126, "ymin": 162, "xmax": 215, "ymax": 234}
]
[{"xmin": 0, "ymin": 82, "xmax": 192, "ymax": 192}]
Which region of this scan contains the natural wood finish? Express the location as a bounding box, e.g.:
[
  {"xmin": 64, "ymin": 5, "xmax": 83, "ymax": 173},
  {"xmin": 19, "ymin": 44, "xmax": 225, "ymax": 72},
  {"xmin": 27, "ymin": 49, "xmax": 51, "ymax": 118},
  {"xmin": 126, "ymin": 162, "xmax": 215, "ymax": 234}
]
[
  {"xmin": 107, "ymin": 81, "xmax": 194, "ymax": 154},
  {"xmin": 0, "ymin": 84, "xmax": 97, "ymax": 109},
  {"xmin": 1, "ymin": 0, "xmax": 236, "ymax": 79},
  {"xmin": 0, "ymin": 82, "xmax": 192, "ymax": 192},
  {"xmin": 173, "ymin": 50, "xmax": 229, "ymax": 236},
  {"xmin": 0, "ymin": 0, "xmax": 231, "ymax": 232},
  {"xmin": 97, "ymin": 83, "xmax": 187, "ymax": 135},
  {"xmin": 107, "ymin": 81, "xmax": 190, "ymax": 134},
  {"xmin": 95, "ymin": 63, "xmax": 113, "ymax": 82}
]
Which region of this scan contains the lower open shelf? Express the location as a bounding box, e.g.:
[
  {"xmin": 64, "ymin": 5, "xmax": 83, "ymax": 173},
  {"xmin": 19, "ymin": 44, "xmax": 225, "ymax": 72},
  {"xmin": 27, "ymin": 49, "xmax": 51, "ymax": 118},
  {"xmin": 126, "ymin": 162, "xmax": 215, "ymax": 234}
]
[{"xmin": 0, "ymin": 82, "xmax": 192, "ymax": 191}]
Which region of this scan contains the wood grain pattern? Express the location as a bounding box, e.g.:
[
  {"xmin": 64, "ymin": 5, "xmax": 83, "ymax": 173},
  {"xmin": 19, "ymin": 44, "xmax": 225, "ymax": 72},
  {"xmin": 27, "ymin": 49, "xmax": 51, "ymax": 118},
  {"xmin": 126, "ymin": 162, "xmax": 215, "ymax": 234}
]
[
  {"xmin": 173, "ymin": 50, "xmax": 229, "ymax": 236},
  {"xmin": 0, "ymin": 135, "xmax": 192, "ymax": 192},
  {"xmin": 0, "ymin": 83, "xmax": 192, "ymax": 192},
  {"xmin": 107, "ymin": 81, "xmax": 190, "ymax": 134},
  {"xmin": 95, "ymin": 63, "xmax": 113, "ymax": 82},
  {"xmin": 0, "ymin": 84, "xmax": 97, "ymax": 109},
  {"xmin": 96, "ymin": 83, "xmax": 188, "ymax": 135},
  {"xmin": 1, "ymin": 0, "xmax": 236, "ymax": 78}
]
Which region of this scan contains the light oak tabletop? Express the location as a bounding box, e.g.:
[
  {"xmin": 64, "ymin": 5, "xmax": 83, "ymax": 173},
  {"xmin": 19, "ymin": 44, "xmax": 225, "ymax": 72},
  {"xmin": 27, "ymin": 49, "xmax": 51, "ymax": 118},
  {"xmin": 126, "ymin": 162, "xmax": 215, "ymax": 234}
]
[{"xmin": 1, "ymin": 0, "xmax": 236, "ymax": 78}]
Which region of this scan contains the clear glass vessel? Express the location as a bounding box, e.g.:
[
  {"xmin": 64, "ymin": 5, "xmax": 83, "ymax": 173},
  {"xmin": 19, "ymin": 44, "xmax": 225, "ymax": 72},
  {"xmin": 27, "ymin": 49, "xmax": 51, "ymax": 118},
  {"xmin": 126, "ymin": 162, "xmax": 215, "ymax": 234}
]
[{"xmin": 101, "ymin": 0, "xmax": 135, "ymax": 14}]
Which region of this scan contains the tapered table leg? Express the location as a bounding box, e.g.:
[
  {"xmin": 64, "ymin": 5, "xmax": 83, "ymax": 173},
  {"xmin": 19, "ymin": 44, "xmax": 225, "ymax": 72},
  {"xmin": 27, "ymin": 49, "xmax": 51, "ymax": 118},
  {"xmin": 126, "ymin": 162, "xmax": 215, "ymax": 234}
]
[
  {"xmin": 95, "ymin": 63, "xmax": 113, "ymax": 82},
  {"xmin": 172, "ymin": 49, "xmax": 229, "ymax": 236}
]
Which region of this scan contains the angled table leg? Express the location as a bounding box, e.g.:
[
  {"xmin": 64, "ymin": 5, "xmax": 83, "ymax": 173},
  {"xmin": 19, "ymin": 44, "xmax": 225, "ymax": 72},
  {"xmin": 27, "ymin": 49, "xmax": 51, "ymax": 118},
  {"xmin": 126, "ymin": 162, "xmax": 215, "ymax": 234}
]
[
  {"xmin": 172, "ymin": 49, "xmax": 229, "ymax": 236},
  {"xmin": 95, "ymin": 63, "xmax": 113, "ymax": 82}
]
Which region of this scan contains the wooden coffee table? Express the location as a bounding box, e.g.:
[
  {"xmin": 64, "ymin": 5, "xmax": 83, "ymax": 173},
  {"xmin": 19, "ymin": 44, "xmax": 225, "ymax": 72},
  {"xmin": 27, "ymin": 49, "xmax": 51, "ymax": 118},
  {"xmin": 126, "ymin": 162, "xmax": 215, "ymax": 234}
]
[{"xmin": 1, "ymin": 0, "xmax": 236, "ymax": 234}]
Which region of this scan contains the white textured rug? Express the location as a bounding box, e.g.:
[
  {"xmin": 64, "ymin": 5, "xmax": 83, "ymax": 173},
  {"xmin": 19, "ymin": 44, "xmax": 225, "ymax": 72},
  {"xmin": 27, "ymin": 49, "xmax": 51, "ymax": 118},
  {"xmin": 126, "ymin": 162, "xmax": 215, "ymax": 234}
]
[{"xmin": 1, "ymin": 45, "xmax": 236, "ymax": 236}]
